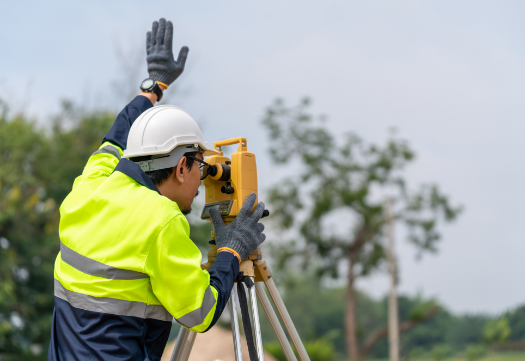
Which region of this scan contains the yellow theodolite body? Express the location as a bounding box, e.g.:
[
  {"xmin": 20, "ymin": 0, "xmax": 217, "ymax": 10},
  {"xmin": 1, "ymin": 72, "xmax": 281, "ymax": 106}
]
[{"xmin": 201, "ymin": 137, "xmax": 258, "ymax": 223}]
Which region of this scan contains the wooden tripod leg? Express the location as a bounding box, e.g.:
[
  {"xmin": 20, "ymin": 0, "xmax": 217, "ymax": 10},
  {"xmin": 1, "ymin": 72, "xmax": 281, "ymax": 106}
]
[
  {"xmin": 264, "ymin": 277, "xmax": 311, "ymax": 361},
  {"xmin": 255, "ymin": 282, "xmax": 298, "ymax": 361},
  {"xmin": 170, "ymin": 326, "xmax": 196, "ymax": 361}
]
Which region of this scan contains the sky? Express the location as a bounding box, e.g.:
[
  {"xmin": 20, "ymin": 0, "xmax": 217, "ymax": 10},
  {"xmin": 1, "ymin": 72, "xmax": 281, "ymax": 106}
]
[{"xmin": 1, "ymin": 0, "xmax": 524, "ymax": 314}]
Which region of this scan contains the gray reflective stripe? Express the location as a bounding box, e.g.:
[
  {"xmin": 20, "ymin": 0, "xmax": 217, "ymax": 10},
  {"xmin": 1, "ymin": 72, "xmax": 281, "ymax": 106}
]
[
  {"xmin": 175, "ymin": 286, "xmax": 216, "ymax": 328},
  {"xmin": 92, "ymin": 145, "xmax": 121, "ymax": 159},
  {"xmin": 54, "ymin": 279, "xmax": 173, "ymax": 322},
  {"xmin": 60, "ymin": 242, "xmax": 149, "ymax": 280}
]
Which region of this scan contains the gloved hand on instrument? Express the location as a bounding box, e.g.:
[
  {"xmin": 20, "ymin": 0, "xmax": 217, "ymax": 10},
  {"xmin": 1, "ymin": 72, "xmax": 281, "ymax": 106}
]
[
  {"xmin": 146, "ymin": 18, "xmax": 189, "ymax": 87},
  {"xmin": 209, "ymin": 193, "xmax": 266, "ymax": 262}
]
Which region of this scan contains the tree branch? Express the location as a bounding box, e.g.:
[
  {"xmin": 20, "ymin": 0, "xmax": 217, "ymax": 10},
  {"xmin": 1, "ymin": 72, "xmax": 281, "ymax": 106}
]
[
  {"xmin": 349, "ymin": 226, "xmax": 375, "ymax": 254},
  {"xmin": 360, "ymin": 306, "xmax": 440, "ymax": 358}
]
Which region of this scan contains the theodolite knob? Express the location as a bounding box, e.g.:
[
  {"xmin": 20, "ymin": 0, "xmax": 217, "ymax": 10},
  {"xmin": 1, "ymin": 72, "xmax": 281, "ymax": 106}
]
[
  {"xmin": 221, "ymin": 185, "xmax": 234, "ymax": 194},
  {"xmin": 262, "ymin": 210, "xmax": 270, "ymax": 218}
]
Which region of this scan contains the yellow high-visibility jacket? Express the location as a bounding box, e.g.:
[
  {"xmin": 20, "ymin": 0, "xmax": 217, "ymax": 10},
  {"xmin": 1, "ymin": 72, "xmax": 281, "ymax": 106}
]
[{"xmin": 48, "ymin": 96, "xmax": 239, "ymax": 361}]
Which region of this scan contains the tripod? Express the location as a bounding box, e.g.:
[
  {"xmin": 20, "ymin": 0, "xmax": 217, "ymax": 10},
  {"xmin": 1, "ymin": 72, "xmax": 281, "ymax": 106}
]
[{"xmin": 170, "ymin": 244, "xmax": 310, "ymax": 361}]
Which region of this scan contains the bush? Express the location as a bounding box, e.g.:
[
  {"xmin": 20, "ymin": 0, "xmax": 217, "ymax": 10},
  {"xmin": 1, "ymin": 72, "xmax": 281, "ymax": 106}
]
[
  {"xmin": 407, "ymin": 347, "xmax": 426, "ymax": 360},
  {"xmin": 430, "ymin": 344, "xmax": 453, "ymax": 361},
  {"xmin": 464, "ymin": 344, "xmax": 487, "ymax": 361},
  {"xmin": 264, "ymin": 339, "xmax": 336, "ymax": 361},
  {"xmin": 264, "ymin": 342, "xmax": 287, "ymax": 361},
  {"xmin": 304, "ymin": 339, "xmax": 336, "ymax": 361}
]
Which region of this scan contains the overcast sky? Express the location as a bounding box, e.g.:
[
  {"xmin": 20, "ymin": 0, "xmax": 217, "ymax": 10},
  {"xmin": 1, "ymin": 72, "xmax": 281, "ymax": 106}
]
[{"xmin": 1, "ymin": 0, "xmax": 524, "ymax": 314}]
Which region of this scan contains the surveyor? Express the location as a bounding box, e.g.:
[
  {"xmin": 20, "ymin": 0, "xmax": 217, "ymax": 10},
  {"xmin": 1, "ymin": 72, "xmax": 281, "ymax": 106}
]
[{"xmin": 48, "ymin": 18, "xmax": 266, "ymax": 361}]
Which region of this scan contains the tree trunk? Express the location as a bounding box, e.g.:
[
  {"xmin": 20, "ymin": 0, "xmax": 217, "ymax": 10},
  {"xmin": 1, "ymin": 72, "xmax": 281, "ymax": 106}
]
[
  {"xmin": 359, "ymin": 305, "xmax": 440, "ymax": 359},
  {"xmin": 345, "ymin": 252, "xmax": 361, "ymax": 360},
  {"xmin": 386, "ymin": 197, "xmax": 400, "ymax": 361}
]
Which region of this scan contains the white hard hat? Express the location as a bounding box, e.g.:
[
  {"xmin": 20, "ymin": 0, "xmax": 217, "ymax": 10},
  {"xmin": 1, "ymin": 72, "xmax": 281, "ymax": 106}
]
[{"xmin": 124, "ymin": 105, "xmax": 218, "ymax": 172}]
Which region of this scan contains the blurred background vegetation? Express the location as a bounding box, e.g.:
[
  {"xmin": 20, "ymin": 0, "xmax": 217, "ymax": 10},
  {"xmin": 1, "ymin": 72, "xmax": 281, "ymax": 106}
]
[{"xmin": 0, "ymin": 97, "xmax": 524, "ymax": 361}]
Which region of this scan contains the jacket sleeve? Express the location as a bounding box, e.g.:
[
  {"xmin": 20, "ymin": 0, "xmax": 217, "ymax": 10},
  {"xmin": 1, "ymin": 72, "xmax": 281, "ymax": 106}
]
[
  {"xmin": 145, "ymin": 215, "xmax": 239, "ymax": 332},
  {"xmin": 102, "ymin": 95, "xmax": 153, "ymax": 150},
  {"xmin": 72, "ymin": 96, "xmax": 153, "ymax": 188}
]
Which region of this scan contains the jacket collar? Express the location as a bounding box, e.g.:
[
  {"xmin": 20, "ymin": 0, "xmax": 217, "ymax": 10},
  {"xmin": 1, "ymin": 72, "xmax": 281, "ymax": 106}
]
[{"xmin": 114, "ymin": 158, "xmax": 161, "ymax": 195}]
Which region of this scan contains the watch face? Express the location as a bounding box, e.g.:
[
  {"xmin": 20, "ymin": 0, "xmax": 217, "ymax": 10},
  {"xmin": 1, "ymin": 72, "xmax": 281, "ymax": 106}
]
[{"xmin": 141, "ymin": 79, "xmax": 155, "ymax": 90}]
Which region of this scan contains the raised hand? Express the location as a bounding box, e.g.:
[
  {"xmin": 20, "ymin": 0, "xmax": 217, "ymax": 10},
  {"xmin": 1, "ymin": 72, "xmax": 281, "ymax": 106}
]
[{"xmin": 146, "ymin": 18, "xmax": 189, "ymax": 87}]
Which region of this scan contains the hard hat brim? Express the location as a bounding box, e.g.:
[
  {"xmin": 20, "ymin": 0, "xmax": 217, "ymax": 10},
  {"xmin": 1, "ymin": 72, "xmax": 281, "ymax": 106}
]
[{"xmin": 202, "ymin": 148, "xmax": 220, "ymax": 156}]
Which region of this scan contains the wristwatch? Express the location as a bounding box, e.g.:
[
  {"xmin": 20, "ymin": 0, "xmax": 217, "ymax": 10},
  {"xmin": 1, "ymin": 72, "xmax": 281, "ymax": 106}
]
[{"xmin": 140, "ymin": 78, "xmax": 163, "ymax": 101}]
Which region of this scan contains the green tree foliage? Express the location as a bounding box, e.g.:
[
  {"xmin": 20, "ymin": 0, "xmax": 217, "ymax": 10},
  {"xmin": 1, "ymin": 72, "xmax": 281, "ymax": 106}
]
[
  {"xmin": 258, "ymin": 273, "xmax": 525, "ymax": 360},
  {"xmin": 504, "ymin": 306, "xmax": 525, "ymax": 342},
  {"xmin": 430, "ymin": 344, "xmax": 453, "ymax": 361},
  {"xmin": 463, "ymin": 344, "xmax": 488, "ymax": 361},
  {"xmin": 393, "ymin": 296, "xmax": 448, "ymax": 356},
  {"xmin": 446, "ymin": 314, "xmax": 491, "ymax": 351},
  {"xmin": 258, "ymin": 275, "xmax": 435, "ymax": 359},
  {"xmin": 484, "ymin": 318, "xmax": 511, "ymax": 344},
  {"xmin": 265, "ymin": 339, "xmax": 336, "ymax": 361},
  {"xmin": 0, "ymin": 100, "xmax": 210, "ymax": 359},
  {"xmin": 259, "ymin": 276, "xmax": 346, "ymax": 356},
  {"xmin": 261, "ymin": 98, "xmax": 462, "ymax": 360},
  {"xmin": 0, "ymin": 101, "xmax": 115, "ymax": 359}
]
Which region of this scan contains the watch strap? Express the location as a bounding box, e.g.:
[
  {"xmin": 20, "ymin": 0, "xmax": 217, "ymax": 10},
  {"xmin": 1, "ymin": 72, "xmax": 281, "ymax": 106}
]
[
  {"xmin": 140, "ymin": 78, "xmax": 163, "ymax": 102},
  {"xmin": 156, "ymin": 81, "xmax": 168, "ymax": 90},
  {"xmin": 152, "ymin": 82, "xmax": 163, "ymax": 102}
]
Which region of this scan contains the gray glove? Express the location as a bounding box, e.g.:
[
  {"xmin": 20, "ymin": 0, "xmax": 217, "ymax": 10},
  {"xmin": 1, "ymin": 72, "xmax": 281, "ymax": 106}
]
[
  {"xmin": 210, "ymin": 193, "xmax": 266, "ymax": 261},
  {"xmin": 146, "ymin": 18, "xmax": 189, "ymax": 86}
]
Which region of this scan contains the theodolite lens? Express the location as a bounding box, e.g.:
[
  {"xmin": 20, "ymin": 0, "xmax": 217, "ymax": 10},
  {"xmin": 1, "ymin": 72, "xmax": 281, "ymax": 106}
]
[{"xmin": 207, "ymin": 165, "xmax": 218, "ymax": 177}]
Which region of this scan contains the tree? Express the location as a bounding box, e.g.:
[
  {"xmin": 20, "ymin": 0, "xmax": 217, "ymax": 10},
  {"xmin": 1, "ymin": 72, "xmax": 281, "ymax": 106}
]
[
  {"xmin": 0, "ymin": 100, "xmax": 117, "ymax": 359},
  {"xmin": 505, "ymin": 305, "xmax": 525, "ymax": 342},
  {"xmin": 261, "ymin": 98, "xmax": 462, "ymax": 360},
  {"xmin": 0, "ymin": 99, "xmax": 210, "ymax": 359},
  {"xmin": 484, "ymin": 318, "xmax": 511, "ymax": 344}
]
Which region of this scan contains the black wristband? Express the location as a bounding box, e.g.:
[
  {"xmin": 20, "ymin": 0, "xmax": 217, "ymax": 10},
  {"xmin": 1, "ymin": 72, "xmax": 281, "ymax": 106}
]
[
  {"xmin": 151, "ymin": 82, "xmax": 163, "ymax": 101},
  {"xmin": 140, "ymin": 78, "xmax": 163, "ymax": 102}
]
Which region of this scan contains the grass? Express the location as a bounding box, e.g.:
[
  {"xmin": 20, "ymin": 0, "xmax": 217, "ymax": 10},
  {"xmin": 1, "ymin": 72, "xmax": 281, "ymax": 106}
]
[{"xmin": 368, "ymin": 352, "xmax": 525, "ymax": 361}]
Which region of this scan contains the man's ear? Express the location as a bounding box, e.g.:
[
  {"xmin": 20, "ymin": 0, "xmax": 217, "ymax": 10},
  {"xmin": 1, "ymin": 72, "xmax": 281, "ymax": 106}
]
[{"xmin": 175, "ymin": 156, "xmax": 187, "ymax": 183}]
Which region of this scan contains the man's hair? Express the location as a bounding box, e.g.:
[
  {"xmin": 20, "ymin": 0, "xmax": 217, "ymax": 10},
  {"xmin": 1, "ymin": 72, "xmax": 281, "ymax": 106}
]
[{"xmin": 131, "ymin": 152, "xmax": 198, "ymax": 186}]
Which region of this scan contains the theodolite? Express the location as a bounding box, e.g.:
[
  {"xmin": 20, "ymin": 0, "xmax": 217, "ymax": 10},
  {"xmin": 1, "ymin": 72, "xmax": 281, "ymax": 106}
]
[{"xmin": 171, "ymin": 138, "xmax": 310, "ymax": 361}]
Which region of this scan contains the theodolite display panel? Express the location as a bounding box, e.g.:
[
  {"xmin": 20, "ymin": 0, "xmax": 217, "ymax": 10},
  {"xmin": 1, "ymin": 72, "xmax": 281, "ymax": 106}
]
[{"xmin": 200, "ymin": 200, "xmax": 234, "ymax": 220}]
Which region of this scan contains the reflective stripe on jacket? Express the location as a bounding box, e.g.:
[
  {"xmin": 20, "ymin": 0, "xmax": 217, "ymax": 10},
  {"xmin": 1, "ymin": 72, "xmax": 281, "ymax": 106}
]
[{"xmin": 48, "ymin": 96, "xmax": 239, "ymax": 361}]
